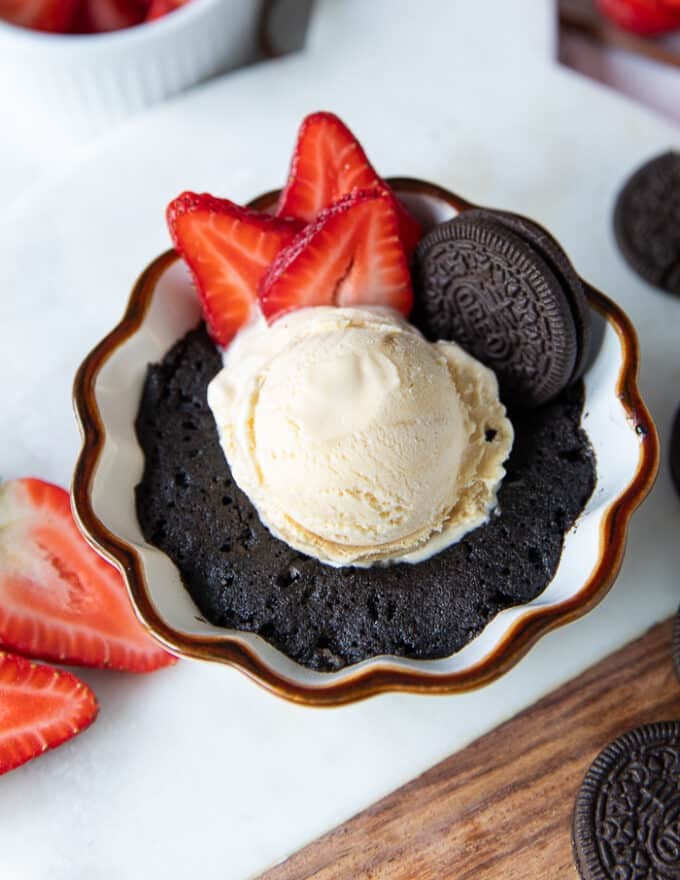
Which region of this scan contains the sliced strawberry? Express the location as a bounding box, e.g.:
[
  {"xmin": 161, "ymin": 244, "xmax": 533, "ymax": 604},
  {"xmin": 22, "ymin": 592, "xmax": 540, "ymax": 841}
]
[
  {"xmin": 145, "ymin": 0, "xmax": 190, "ymax": 22},
  {"xmin": 277, "ymin": 111, "xmax": 422, "ymax": 256},
  {"xmin": 77, "ymin": 0, "xmax": 146, "ymax": 32},
  {"xmin": 259, "ymin": 188, "xmax": 413, "ymax": 322},
  {"xmin": 0, "ymin": 479, "xmax": 176, "ymax": 673},
  {"xmin": 596, "ymin": 0, "xmax": 680, "ymax": 33},
  {"xmin": 278, "ymin": 113, "xmax": 378, "ymax": 219},
  {"xmin": 0, "ymin": 0, "xmax": 79, "ymax": 32},
  {"xmin": 0, "ymin": 651, "xmax": 97, "ymax": 776},
  {"xmin": 168, "ymin": 192, "xmax": 303, "ymax": 346}
]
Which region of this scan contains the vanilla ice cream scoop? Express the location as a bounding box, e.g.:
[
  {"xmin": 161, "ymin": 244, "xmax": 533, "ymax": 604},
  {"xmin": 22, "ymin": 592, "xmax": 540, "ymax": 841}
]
[{"xmin": 207, "ymin": 307, "xmax": 513, "ymax": 566}]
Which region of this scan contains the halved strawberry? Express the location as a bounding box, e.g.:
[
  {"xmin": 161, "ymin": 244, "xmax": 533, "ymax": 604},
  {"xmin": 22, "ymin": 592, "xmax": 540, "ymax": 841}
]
[
  {"xmin": 168, "ymin": 192, "xmax": 303, "ymax": 346},
  {"xmin": 277, "ymin": 111, "xmax": 422, "ymax": 256},
  {"xmin": 259, "ymin": 188, "xmax": 413, "ymax": 322},
  {"xmin": 0, "ymin": 478, "xmax": 176, "ymax": 673},
  {"xmin": 145, "ymin": 0, "xmax": 189, "ymax": 22},
  {"xmin": 0, "ymin": 651, "xmax": 97, "ymax": 776},
  {"xmin": 0, "ymin": 0, "xmax": 79, "ymax": 32}
]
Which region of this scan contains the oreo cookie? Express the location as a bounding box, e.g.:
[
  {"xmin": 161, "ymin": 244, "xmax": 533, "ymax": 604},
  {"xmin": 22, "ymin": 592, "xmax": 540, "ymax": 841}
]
[
  {"xmin": 413, "ymin": 212, "xmax": 583, "ymax": 407},
  {"xmin": 573, "ymin": 721, "xmax": 680, "ymax": 880},
  {"xmin": 671, "ymin": 405, "xmax": 680, "ymax": 501},
  {"xmin": 461, "ymin": 208, "xmax": 591, "ymax": 381},
  {"xmin": 614, "ymin": 151, "xmax": 680, "ymax": 295}
]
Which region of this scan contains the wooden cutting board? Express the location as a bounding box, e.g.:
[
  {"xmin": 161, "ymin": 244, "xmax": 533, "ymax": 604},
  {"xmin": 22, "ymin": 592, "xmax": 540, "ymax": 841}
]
[{"xmin": 261, "ymin": 617, "xmax": 680, "ymax": 879}]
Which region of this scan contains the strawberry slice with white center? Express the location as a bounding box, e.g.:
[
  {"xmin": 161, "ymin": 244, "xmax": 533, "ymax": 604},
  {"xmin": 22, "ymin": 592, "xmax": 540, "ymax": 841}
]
[
  {"xmin": 0, "ymin": 652, "xmax": 97, "ymax": 776},
  {"xmin": 0, "ymin": 0, "xmax": 78, "ymax": 32},
  {"xmin": 259, "ymin": 188, "xmax": 413, "ymax": 322},
  {"xmin": 277, "ymin": 111, "xmax": 422, "ymax": 256},
  {"xmin": 167, "ymin": 192, "xmax": 303, "ymax": 347},
  {"xmin": 0, "ymin": 478, "xmax": 176, "ymax": 673}
]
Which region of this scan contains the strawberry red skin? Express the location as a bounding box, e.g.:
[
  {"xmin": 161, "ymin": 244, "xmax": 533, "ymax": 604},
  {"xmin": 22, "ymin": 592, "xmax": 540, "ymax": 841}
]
[
  {"xmin": 0, "ymin": 651, "xmax": 97, "ymax": 776},
  {"xmin": 0, "ymin": 0, "xmax": 79, "ymax": 32},
  {"xmin": 145, "ymin": 0, "xmax": 190, "ymax": 22},
  {"xmin": 597, "ymin": 0, "xmax": 680, "ymax": 33},
  {"xmin": 277, "ymin": 112, "xmax": 422, "ymax": 256},
  {"xmin": 260, "ymin": 188, "xmax": 413, "ymax": 323},
  {"xmin": 168, "ymin": 192, "xmax": 303, "ymax": 347},
  {"xmin": 0, "ymin": 478, "xmax": 176, "ymax": 673},
  {"xmin": 76, "ymin": 0, "xmax": 146, "ymax": 33}
]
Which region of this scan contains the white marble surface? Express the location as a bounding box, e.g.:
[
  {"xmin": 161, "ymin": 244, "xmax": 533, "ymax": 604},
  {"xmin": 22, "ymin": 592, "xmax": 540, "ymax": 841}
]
[{"xmin": 1, "ymin": 2, "xmax": 679, "ymax": 878}]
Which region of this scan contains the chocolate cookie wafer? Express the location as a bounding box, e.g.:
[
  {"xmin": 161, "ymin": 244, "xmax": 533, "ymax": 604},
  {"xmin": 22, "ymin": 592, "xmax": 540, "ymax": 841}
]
[
  {"xmin": 413, "ymin": 215, "xmax": 579, "ymax": 407},
  {"xmin": 573, "ymin": 721, "xmax": 680, "ymax": 880},
  {"xmin": 614, "ymin": 151, "xmax": 680, "ymax": 296},
  {"xmin": 572, "ymin": 721, "xmax": 680, "ymax": 880},
  {"xmin": 459, "ymin": 208, "xmax": 591, "ymax": 381}
]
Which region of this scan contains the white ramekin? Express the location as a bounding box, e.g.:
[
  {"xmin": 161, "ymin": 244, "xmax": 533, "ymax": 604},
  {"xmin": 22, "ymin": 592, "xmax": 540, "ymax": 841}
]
[{"xmin": 1, "ymin": 0, "xmax": 263, "ymax": 141}]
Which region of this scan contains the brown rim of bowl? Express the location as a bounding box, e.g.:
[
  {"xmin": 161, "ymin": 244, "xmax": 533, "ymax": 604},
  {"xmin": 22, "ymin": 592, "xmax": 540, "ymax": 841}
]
[{"xmin": 72, "ymin": 177, "xmax": 659, "ymax": 707}]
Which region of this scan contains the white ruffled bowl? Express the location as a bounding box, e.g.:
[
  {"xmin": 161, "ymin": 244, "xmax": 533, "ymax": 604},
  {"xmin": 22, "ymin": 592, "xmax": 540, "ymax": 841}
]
[{"xmin": 72, "ymin": 179, "xmax": 658, "ymax": 705}]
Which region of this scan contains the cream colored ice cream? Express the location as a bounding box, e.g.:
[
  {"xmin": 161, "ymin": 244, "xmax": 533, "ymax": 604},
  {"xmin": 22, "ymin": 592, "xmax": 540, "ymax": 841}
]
[{"xmin": 207, "ymin": 306, "xmax": 513, "ymax": 567}]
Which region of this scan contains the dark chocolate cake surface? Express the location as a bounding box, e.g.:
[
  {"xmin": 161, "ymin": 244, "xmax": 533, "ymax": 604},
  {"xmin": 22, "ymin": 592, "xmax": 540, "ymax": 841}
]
[{"xmin": 135, "ymin": 323, "xmax": 596, "ymax": 671}]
